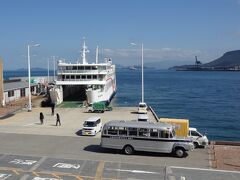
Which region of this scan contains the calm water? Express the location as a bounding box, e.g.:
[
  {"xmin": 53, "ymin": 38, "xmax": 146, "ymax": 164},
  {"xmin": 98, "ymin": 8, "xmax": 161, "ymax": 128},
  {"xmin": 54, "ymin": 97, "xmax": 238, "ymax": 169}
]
[{"xmin": 4, "ymin": 69, "xmax": 240, "ymax": 141}]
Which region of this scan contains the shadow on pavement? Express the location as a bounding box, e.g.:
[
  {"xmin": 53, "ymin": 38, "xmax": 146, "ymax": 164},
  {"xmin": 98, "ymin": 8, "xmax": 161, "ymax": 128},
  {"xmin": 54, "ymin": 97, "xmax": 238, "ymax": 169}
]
[
  {"xmin": 75, "ymin": 129, "xmax": 83, "ymax": 136},
  {"xmin": 84, "ymin": 145, "xmax": 188, "ymax": 158},
  {"xmin": 0, "ymin": 113, "xmax": 15, "ymax": 120}
]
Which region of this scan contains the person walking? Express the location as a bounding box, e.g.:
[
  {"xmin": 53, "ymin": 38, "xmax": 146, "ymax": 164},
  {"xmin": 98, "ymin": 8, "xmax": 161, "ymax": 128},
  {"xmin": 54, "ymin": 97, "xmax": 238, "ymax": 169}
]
[
  {"xmin": 51, "ymin": 102, "xmax": 55, "ymax": 116},
  {"xmin": 56, "ymin": 113, "xmax": 61, "ymax": 126},
  {"xmin": 39, "ymin": 112, "xmax": 44, "ymax": 125}
]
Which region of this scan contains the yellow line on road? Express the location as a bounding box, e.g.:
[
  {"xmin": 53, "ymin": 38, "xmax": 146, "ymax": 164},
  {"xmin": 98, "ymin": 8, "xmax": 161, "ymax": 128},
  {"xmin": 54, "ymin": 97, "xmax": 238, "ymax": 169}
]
[
  {"xmin": 32, "ymin": 171, "xmax": 39, "ymax": 176},
  {"xmin": 52, "ymin": 173, "xmax": 61, "ymax": 178},
  {"xmin": 73, "ymin": 175, "xmax": 84, "ymax": 180},
  {"xmin": 12, "ymin": 170, "xmax": 20, "ymax": 175},
  {"xmin": 95, "ymin": 161, "xmax": 105, "ymax": 180}
]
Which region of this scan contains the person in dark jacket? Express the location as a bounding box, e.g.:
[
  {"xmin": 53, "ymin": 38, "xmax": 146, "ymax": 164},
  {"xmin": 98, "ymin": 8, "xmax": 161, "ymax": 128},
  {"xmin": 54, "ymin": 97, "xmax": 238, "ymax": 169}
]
[
  {"xmin": 51, "ymin": 102, "xmax": 55, "ymax": 116},
  {"xmin": 39, "ymin": 112, "xmax": 44, "ymax": 124},
  {"xmin": 56, "ymin": 113, "xmax": 61, "ymax": 126}
]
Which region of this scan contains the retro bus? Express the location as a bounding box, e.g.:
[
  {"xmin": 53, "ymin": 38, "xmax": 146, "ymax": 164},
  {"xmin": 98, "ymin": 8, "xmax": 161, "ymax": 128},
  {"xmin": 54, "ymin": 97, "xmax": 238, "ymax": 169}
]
[{"xmin": 100, "ymin": 120, "xmax": 194, "ymax": 158}]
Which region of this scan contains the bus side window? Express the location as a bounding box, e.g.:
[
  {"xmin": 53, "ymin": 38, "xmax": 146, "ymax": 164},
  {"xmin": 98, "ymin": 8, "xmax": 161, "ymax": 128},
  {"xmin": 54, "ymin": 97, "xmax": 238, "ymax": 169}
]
[
  {"xmin": 108, "ymin": 126, "xmax": 118, "ymax": 135},
  {"xmin": 160, "ymin": 130, "xmax": 169, "ymax": 138},
  {"xmin": 150, "ymin": 129, "xmax": 158, "ymax": 138},
  {"xmin": 139, "ymin": 128, "xmax": 149, "ymax": 137},
  {"xmin": 119, "ymin": 127, "xmax": 127, "ymax": 136},
  {"xmin": 128, "ymin": 128, "xmax": 137, "ymax": 136}
]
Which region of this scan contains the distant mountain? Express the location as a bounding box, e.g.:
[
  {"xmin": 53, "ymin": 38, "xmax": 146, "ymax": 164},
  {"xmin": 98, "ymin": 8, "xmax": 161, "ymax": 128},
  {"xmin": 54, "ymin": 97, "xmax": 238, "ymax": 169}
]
[
  {"xmin": 202, "ymin": 50, "xmax": 240, "ymax": 68},
  {"xmin": 170, "ymin": 50, "xmax": 240, "ymax": 71},
  {"xmin": 16, "ymin": 67, "xmax": 47, "ymax": 71},
  {"xmin": 145, "ymin": 60, "xmax": 192, "ymax": 69}
]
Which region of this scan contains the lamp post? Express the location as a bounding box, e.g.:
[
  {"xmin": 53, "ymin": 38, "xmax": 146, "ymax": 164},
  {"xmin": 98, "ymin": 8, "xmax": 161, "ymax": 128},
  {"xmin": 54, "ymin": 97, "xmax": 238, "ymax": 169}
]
[
  {"xmin": 131, "ymin": 42, "xmax": 144, "ymax": 103},
  {"xmin": 48, "ymin": 56, "xmax": 56, "ymax": 83},
  {"xmin": 27, "ymin": 43, "xmax": 40, "ymax": 112}
]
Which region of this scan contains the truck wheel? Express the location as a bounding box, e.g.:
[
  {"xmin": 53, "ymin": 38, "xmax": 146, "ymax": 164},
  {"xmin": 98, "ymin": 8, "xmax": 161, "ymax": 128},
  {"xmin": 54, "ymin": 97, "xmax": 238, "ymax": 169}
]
[
  {"xmin": 194, "ymin": 142, "xmax": 198, "ymax": 149},
  {"xmin": 175, "ymin": 148, "xmax": 185, "ymax": 158},
  {"xmin": 124, "ymin": 145, "xmax": 134, "ymax": 155}
]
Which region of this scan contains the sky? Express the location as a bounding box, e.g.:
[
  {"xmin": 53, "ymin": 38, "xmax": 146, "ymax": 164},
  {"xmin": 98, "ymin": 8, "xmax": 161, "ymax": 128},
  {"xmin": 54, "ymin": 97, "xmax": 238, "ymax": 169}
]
[{"xmin": 0, "ymin": 0, "xmax": 240, "ymax": 70}]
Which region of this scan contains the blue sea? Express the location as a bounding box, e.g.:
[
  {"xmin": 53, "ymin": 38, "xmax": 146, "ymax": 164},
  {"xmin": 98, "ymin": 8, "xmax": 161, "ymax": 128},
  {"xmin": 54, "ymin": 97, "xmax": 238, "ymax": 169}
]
[{"xmin": 4, "ymin": 69, "xmax": 240, "ymax": 141}]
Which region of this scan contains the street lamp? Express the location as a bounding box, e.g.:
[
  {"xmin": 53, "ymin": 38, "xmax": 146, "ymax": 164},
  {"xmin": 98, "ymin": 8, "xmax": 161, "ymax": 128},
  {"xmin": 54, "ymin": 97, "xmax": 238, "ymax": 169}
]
[
  {"xmin": 131, "ymin": 42, "xmax": 144, "ymax": 103},
  {"xmin": 27, "ymin": 43, "xmax": 40, "ymax": 112},
  {"xmin": 47, "ymin": 56, "xmax": 56, "ymax": 83}
]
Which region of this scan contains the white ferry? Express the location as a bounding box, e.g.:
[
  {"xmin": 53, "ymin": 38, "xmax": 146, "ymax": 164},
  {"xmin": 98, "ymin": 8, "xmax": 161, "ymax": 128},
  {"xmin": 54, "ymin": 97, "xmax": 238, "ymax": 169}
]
[{"xmin": 49, "ymin": 41, "xmax": 116, "ymax": 105}]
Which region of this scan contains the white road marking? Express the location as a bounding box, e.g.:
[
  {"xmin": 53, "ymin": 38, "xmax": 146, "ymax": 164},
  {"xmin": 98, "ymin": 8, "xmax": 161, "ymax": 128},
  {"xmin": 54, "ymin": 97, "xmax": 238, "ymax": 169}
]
[
  {"xmin": 9, "ymin": 159, "xmax": 37, "ymax": 165},
  {"xmin": 53, "ymin": 163, "xmax": 81, "ymax": 169},
  {"xmin": 170, "ymin": 166, "xmax": 240, "ymax": 174},
  {"xmin": 105, "ymin": 168, "xmax": 160, "ymax": 174},
  {"xmin": 0, "ymin": 173, "xmax": 12, "ymax": 180}
]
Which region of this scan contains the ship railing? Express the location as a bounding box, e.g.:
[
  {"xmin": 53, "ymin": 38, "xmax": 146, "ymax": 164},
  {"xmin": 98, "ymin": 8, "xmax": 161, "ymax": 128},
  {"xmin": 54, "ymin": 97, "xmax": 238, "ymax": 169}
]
[
  {"xmin": 57, "ymin": 70, "xmax": 108, "ymax": 74},
  {"xmin": 57, "ymin": 79, "xmax": 105, "ymax": 82}
]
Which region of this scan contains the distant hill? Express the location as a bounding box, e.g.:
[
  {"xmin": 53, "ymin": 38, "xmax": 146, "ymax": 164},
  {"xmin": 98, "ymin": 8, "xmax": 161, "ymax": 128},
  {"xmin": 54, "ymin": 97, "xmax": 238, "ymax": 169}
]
[
  {"xmin": 170, "ymin": 50, "xmax": 240, "ymax": 71},
  {"xmin": 16, "ymin": 67, "xmax": 47, "ymax": 71},
  {"xmin": 202, "ymin": 50, "xmax": 240, "ymax": 68},
  {"xmin": 144, "ymin": 60, "xmax": 192, "ymax": 69}
]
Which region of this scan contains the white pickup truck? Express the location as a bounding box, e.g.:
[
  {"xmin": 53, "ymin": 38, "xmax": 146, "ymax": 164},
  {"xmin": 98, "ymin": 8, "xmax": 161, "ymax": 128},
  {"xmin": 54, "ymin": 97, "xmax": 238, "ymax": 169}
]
[{"xmin": 189, "ymin": 127, "xmax": 209, "ymax": 148}]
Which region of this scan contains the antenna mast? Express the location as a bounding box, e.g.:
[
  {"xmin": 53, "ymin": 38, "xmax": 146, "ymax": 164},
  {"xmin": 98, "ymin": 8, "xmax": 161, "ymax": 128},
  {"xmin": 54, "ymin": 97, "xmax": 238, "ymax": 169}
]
[{"xmin": 81, "ymin": 39, "xmax": 89, "ymax": 64}]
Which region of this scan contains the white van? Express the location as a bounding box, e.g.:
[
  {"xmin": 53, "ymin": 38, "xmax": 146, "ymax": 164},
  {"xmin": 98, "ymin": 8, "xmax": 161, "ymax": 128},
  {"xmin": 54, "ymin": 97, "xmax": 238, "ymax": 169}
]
[
  {"xmin": 138, "ymin": 102, "xmax": 148, "ymax": 114},
  {"xmin": 82, "ymin": 117, "xmax": 102, "ymax": 136},
  {"xmin": 189, "ymin": 127, "xmax": 209, "ymax": 148}
]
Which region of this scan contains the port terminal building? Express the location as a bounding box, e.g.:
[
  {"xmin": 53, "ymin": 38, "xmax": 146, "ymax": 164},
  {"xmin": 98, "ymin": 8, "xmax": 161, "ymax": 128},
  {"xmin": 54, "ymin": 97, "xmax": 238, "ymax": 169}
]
[{"xmin": 0, "ymin": 57, "xmax": 49, "ymax": 106}]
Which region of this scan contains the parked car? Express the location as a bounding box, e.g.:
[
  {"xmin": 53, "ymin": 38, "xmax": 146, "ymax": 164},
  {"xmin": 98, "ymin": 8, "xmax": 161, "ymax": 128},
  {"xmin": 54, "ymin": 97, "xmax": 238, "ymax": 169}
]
[{"xmin": 82, "ymin": 117, "xmax": 102, "ymax": 136}]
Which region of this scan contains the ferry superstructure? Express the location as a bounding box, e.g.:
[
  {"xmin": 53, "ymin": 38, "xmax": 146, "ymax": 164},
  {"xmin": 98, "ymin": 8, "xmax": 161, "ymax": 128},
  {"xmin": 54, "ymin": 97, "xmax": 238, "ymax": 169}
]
[{"xmin": 50, "ymin": 41, "xmax": 116, "ymax": 105}]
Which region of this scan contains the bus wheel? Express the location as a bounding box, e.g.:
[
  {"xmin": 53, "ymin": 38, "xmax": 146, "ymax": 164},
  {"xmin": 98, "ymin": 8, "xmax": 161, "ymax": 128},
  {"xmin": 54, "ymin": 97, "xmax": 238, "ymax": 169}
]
[
  {"xmin": 124, "ymin": 145, "xmax": 134, "ymax": 155},
  {"xmin": 175, "ymin": 148, "xmax": 185, "ymax": 158}
]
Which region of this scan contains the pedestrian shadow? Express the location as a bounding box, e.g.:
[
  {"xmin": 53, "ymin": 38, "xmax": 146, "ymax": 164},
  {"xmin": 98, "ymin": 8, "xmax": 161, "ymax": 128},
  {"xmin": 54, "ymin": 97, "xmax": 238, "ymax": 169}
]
[{"xmin": 34, "ymin": 122, "xmax": 43, "ymax": 125}]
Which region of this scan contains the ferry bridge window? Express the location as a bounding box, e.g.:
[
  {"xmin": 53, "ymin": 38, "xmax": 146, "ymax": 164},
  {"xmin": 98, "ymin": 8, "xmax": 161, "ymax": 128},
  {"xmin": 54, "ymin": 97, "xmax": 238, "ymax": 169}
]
[
  {"xmin": 72, "ymin": 66, "xmax": 77, "ymax": 70},
  {"xmin": 85, "ymin": 66, "xmax": 91, "ymax": 70},
  {"xmin": 128, "ymin": 128, "xmax": 137, "ymax": 136},
  {"xmin": 139, "ymin": 128, "xmax": 149, "ymax": 137},
  {"xmin": 62, "ymin": 75, "xmax": 65, "ymax": 80},
  {"xmin": 66, "ymin": 66, "xmax": 72, "ymax": 70},
  {"xmin": 93, "ymin": 75, "xmax": 97, "ymax": 79},
  {"xmin": 150, "ymin": 129, "xmax": 158, "ymax": 138},
  {"xmin": 118, "ymin": 127, "xmax": 127, "ymax": 136},
  {"xmin": 71, "ymin": 75, "xmax": 75, "ymax": 79},
  {"xmin": 66, "ymin": 75, "xmax": 70, "ymax": 79},
  {"xmin": 78, "ymin": 66, "xmax": 84, "ymax": 70},
  {"xmin": 76, "ymin": 75, "xmax": 80, "ymax": 79},
  {"xmin": 87, "ymin": 75, "xmax": 91, "ymax": 79},
  {"xmin": 82, "ymin": 75, "xmax": 86, "ymax": 79},
  {"xmin": 107, "ymin": 126, "xmax": 118, "ymax": 135},
  {"xmin": 92, "ymin": 66, "xmax": 97, "ymax": 70}
]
